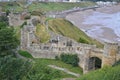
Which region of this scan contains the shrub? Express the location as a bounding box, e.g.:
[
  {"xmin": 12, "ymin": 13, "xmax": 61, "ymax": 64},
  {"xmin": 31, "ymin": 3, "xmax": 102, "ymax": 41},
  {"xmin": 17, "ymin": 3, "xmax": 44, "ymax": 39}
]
[
  {"xmin": 60, "ymin": 53, "xmax": 79, "ymax": 67},
  {"xmin": 0, "ymin": 56, "xmax": 32, "ymax": 80},
  {"xmin": 112, "ymin": 59, "xmax": 120, "ymax": 67},
  {"xmin": 24, "ymin": 15, "xmax": 31, "ymax": 20},
  {"xmin": 79, "ymin": 37, "xmax": 89, "ymax": 44},
  {"xmin": 18, "ymin": 50, "xmax": 33, "ymax": 58},
  {"xmin": 55, "ymin": 56, "xmax": 59, "ymax": 60},
  {"xmin": 20, "ymin": 21, "xmax": 27, "ymax": 28}
]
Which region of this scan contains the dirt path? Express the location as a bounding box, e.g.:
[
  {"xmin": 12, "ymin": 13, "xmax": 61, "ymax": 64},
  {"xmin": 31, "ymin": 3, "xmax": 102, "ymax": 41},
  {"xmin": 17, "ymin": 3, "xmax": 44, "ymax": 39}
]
[{"xmin": 48, "ymin": 65, "xmax": 80, "ymax": 77}]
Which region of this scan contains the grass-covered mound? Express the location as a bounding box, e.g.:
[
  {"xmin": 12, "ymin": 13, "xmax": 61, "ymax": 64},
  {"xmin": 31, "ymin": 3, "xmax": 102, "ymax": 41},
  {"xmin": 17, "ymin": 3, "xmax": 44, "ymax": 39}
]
[
  {"xmin": 18, "ymin": 50, "xmax": 33, "ymax": 58},
  {"xmin": 77, "ymin": 65, "xmax": 120, "ymax": 80},
  {"xmin": 34, "ymin": 58, "xmax": 83, "ymax": 75},
  {"xmin": 35, "ymin": 24, "xmax": 50, "ymax": 43},
  {"xmin": 27, "ymin": 58, "xmax": 83, "ymax": 80},
  {"xmin": 48, "ymin": 18, "xmax": 103, "ymax": 47},
  {"xmin": 28, "ymin": 1, "xmax": 96, "ymax": 12}
]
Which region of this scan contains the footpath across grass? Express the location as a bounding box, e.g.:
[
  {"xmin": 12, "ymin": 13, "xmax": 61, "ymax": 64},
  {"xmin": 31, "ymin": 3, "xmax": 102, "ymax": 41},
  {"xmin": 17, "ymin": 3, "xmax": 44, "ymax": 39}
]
[{"xmin": 34, "ymin": 58, "xmax": 83, "ymax": 75}]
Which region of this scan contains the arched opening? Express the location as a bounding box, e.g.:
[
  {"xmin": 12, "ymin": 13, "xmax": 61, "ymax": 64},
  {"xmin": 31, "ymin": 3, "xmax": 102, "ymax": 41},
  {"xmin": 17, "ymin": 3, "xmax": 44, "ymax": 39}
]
[{"xmin": 88, "ymin": 57, "xmax": 102, "ymax": 70}]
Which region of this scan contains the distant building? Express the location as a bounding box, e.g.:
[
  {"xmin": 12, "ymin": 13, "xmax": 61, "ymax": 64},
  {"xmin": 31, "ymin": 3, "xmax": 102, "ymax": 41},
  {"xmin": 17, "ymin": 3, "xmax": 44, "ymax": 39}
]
[
  {"xmin": 0, "ymin": 0, "xmax": 10, "ymax": 2},
  {"xmin": 0, "ymin": 0, "xmax": 81, "ymax": 2}
]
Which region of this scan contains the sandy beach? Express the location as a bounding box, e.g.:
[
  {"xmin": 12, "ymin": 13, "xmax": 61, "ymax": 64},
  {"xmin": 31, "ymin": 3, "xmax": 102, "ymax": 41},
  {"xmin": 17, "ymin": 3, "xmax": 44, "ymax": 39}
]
[{"xmin": 66, "ymin": 4, "xmax": 120, "ymax": 44}]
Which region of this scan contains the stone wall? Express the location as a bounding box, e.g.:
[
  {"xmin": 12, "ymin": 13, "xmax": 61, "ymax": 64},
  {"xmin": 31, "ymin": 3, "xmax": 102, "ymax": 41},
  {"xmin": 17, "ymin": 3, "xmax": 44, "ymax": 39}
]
[
  {"xmin": 46, "ymin": 6, "xmax": 99, "ymax": 18},
  {"xmin": 9, "ymin": 13, "xmax": 25, "ymax": 27},
  {"xmin": 20, "ymin": 14, "xmax": 120, "ymax": 74}
]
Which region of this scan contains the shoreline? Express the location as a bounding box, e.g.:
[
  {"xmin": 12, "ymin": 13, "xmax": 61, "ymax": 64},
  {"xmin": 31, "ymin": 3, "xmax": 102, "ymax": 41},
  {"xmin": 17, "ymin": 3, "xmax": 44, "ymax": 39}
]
[{"xmin": 66, "ymin": 4, "xmax": 120, "ymax": 44}]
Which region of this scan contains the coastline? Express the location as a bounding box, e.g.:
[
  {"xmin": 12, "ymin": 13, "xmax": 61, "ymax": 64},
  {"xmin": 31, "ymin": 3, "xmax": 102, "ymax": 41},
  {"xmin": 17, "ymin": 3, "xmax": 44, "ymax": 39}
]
[{"xmin": 66, "ymin": 4, "xmax": 120, "ymax": 44}]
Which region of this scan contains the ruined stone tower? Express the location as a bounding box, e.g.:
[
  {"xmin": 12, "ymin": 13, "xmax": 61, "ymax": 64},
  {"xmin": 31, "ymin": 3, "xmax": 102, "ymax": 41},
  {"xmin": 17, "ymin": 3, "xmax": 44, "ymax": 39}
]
[{"xmin": 102, "ymin": 42, "xmax": 119, "ymax": 67}]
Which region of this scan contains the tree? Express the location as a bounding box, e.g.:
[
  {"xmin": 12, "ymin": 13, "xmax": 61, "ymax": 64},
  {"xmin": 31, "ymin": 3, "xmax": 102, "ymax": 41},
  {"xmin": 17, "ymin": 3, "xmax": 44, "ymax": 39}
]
[
  {"xmin": 0, "ymin": 56, "xmax": 32, "ymax": 80},
  {"xmin": 0, "ymin": 22, "xmax": 19, "ymax": 57}
]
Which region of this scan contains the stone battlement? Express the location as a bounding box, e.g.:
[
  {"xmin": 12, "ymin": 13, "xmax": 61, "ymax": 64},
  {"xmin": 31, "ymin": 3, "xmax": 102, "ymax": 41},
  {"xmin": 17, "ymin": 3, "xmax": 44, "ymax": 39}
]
[{"xmin": 20, "ymin": 15, "xmax": 120, "ymax": 74}]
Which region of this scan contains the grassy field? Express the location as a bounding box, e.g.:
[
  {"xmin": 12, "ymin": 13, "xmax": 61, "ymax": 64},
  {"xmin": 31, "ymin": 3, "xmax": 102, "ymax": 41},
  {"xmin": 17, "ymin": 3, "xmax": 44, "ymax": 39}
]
[
  {"xmin": 48, "ymin": 18, "xmax": 103, "ymax": 48},
  {"xmin": 0, "ymin": 1, "xmax": 96, "ymax": 12},
  {"xmin": 34, "ymin": 58, "xmax": 83, "ymax": 75},
  {"xmin": 35, "ymin": 24, "xmax": 50, "ymax": 43},
  {"xmin": 77, "ymin": 65, "xmax": 120, "ymax": 80},
  {"xmin": 17, "ymin": 50, "xmax": 82, "ymax": 78},
  {"xmin": 32, "ymin": 58, "xmax": 79, "ymax": 79},
  {"xmin": 0, "ymin": 2, "xmax": 24, "ymax": 12},
  {"xmin": 28, "ymin": 1, "xmax": 96, "ymax": 12}
]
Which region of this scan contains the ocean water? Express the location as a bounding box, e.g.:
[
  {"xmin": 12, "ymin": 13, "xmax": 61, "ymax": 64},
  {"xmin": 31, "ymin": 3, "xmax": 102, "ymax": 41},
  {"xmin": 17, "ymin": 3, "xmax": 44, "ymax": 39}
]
[{"xmin": 83, "ymin": 12, "xmax": 120, "ymax": 38}]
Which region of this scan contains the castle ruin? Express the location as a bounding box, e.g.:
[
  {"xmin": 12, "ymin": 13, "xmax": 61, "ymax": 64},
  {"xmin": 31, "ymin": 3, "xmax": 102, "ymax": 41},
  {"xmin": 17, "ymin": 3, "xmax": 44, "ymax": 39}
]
[{"xmin": 19, "ymin": 16, "xmax": 120, "ymax": 73}]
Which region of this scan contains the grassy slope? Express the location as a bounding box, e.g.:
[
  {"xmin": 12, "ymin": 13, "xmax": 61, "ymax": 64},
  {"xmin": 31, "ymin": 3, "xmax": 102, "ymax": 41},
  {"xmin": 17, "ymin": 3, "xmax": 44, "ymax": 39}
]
[
  {"xmin": 34, "ymin": 58, "xmax": 83, "ymax": 75},
  {"xmin": 77, "ymin": 65, "xmax": 120, "ymax": 80},
  {"xmin": 0, "ymin": 1, "xmax": 95, "ymax": 12},
  {"xmin": 33, "ymin": 58, "xmax": 78, "ymax": 79},
  {"xmin": 48, "ymin": 18, "xmax": 103, "ymax": 47},
  {"xmin": 35, "ymin": 24, "xmax": 50, "ymax": 43},
  {"xmin": 28, "ymin": 2, "xmax": 96, "ymax": 12},
  {"xmin": 0, "ymin": 2, "xmax": 23, "ymax": 12},
  {"xmin": 17, "ymin": 50, "xmax": 79, "ymax": 78}
]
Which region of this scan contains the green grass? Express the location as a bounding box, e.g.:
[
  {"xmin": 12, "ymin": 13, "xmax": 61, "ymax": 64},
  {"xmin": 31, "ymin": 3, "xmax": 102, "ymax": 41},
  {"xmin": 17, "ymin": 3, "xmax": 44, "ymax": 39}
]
[
  {"xmin": 35, "ymin": 24, "xmax": 50, "ymax": 43},
  {"xmin": 77, "ymin": 65, "xmax": 120, "ymax": 80},
  {"xmin": 31, "ymin": 58, "xmax": 78, "ymax": 79},
  {"xmin": 0, "ymin": 2, "xmax": 24, "ymax": 12},
  {"xmin": 18, "ymin": 50, "xmax": 33, "ymax": 58},
  {"xmin": 14, "ymin": 26, "xmax": 21, "ymax": 40},
  {"xmin": 28, "ymin": 2, "xmax": 96, "ymax": 12},
  {"xmin": 0, "ymin": 1, "xmax": 96, "ymax": 12},
  {"xmin": 34, "ymin": 58, "xmax": 83, "ymax": 75},
  {"xmin": 48, "ymin": 18, "xmax": 103, "ymax": 48},
  {"xmin": 0, "ymin": 1, "xmax": 95, "ymax": 12}
]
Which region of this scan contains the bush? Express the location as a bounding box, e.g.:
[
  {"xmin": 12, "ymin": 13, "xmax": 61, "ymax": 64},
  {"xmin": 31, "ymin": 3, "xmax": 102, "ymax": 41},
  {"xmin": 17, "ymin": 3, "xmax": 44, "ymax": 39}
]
[
  {"xmin": 20, "ymin": 21, "xmax": 27, "ymax": 28},
  {"xmin": 0, "ymin": 56, "xmax": 32, "ymax": 80},
  {"xmin": 55, "ymin": 56, "xmax": 59, "ymax": 60},
  {"xmin": 24, "ymin": 15, "xmax": 31, "ymax": 20},
  {"xmin": 112, "ymin": 59, "xmax": 120, "ymax": 67},
  {"xmin": 18, "ymin": 50, "xmax": 33, "ymax": 58},
  {"xmin": 60, "ymin": 53, "xmax": 79, "ymax": 67},
  {"xmin": 79, "ymin": 37, "xmax": 89, "ymax": 44}
]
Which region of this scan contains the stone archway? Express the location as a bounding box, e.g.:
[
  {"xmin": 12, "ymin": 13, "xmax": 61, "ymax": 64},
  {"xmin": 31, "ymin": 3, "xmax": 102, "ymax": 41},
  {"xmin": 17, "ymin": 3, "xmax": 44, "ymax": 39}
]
[{"xmin": 88, "ymin": 57, "xmax": 102, "ymax": 71}]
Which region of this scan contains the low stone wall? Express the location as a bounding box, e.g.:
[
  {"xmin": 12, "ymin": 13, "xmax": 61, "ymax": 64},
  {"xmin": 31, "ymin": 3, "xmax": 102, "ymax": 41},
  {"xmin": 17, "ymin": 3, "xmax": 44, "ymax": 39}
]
[{"xmin": 46, "ymin": 6, "xmax": 100, "ymax": 18}]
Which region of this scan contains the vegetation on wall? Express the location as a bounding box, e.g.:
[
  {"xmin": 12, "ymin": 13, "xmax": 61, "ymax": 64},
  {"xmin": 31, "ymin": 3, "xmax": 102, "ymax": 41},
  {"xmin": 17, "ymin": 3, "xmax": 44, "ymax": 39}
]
[
  {"xmin": 48, "ymin": 18, "xmax": 103, "ymax": 47},
  {"xmin": 35, "ymin": 24, "xmax": 50, "ymax": 43},
  {"xmin": 79, "ymin": 37, "xmax": 89, "ymax": 44}
]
